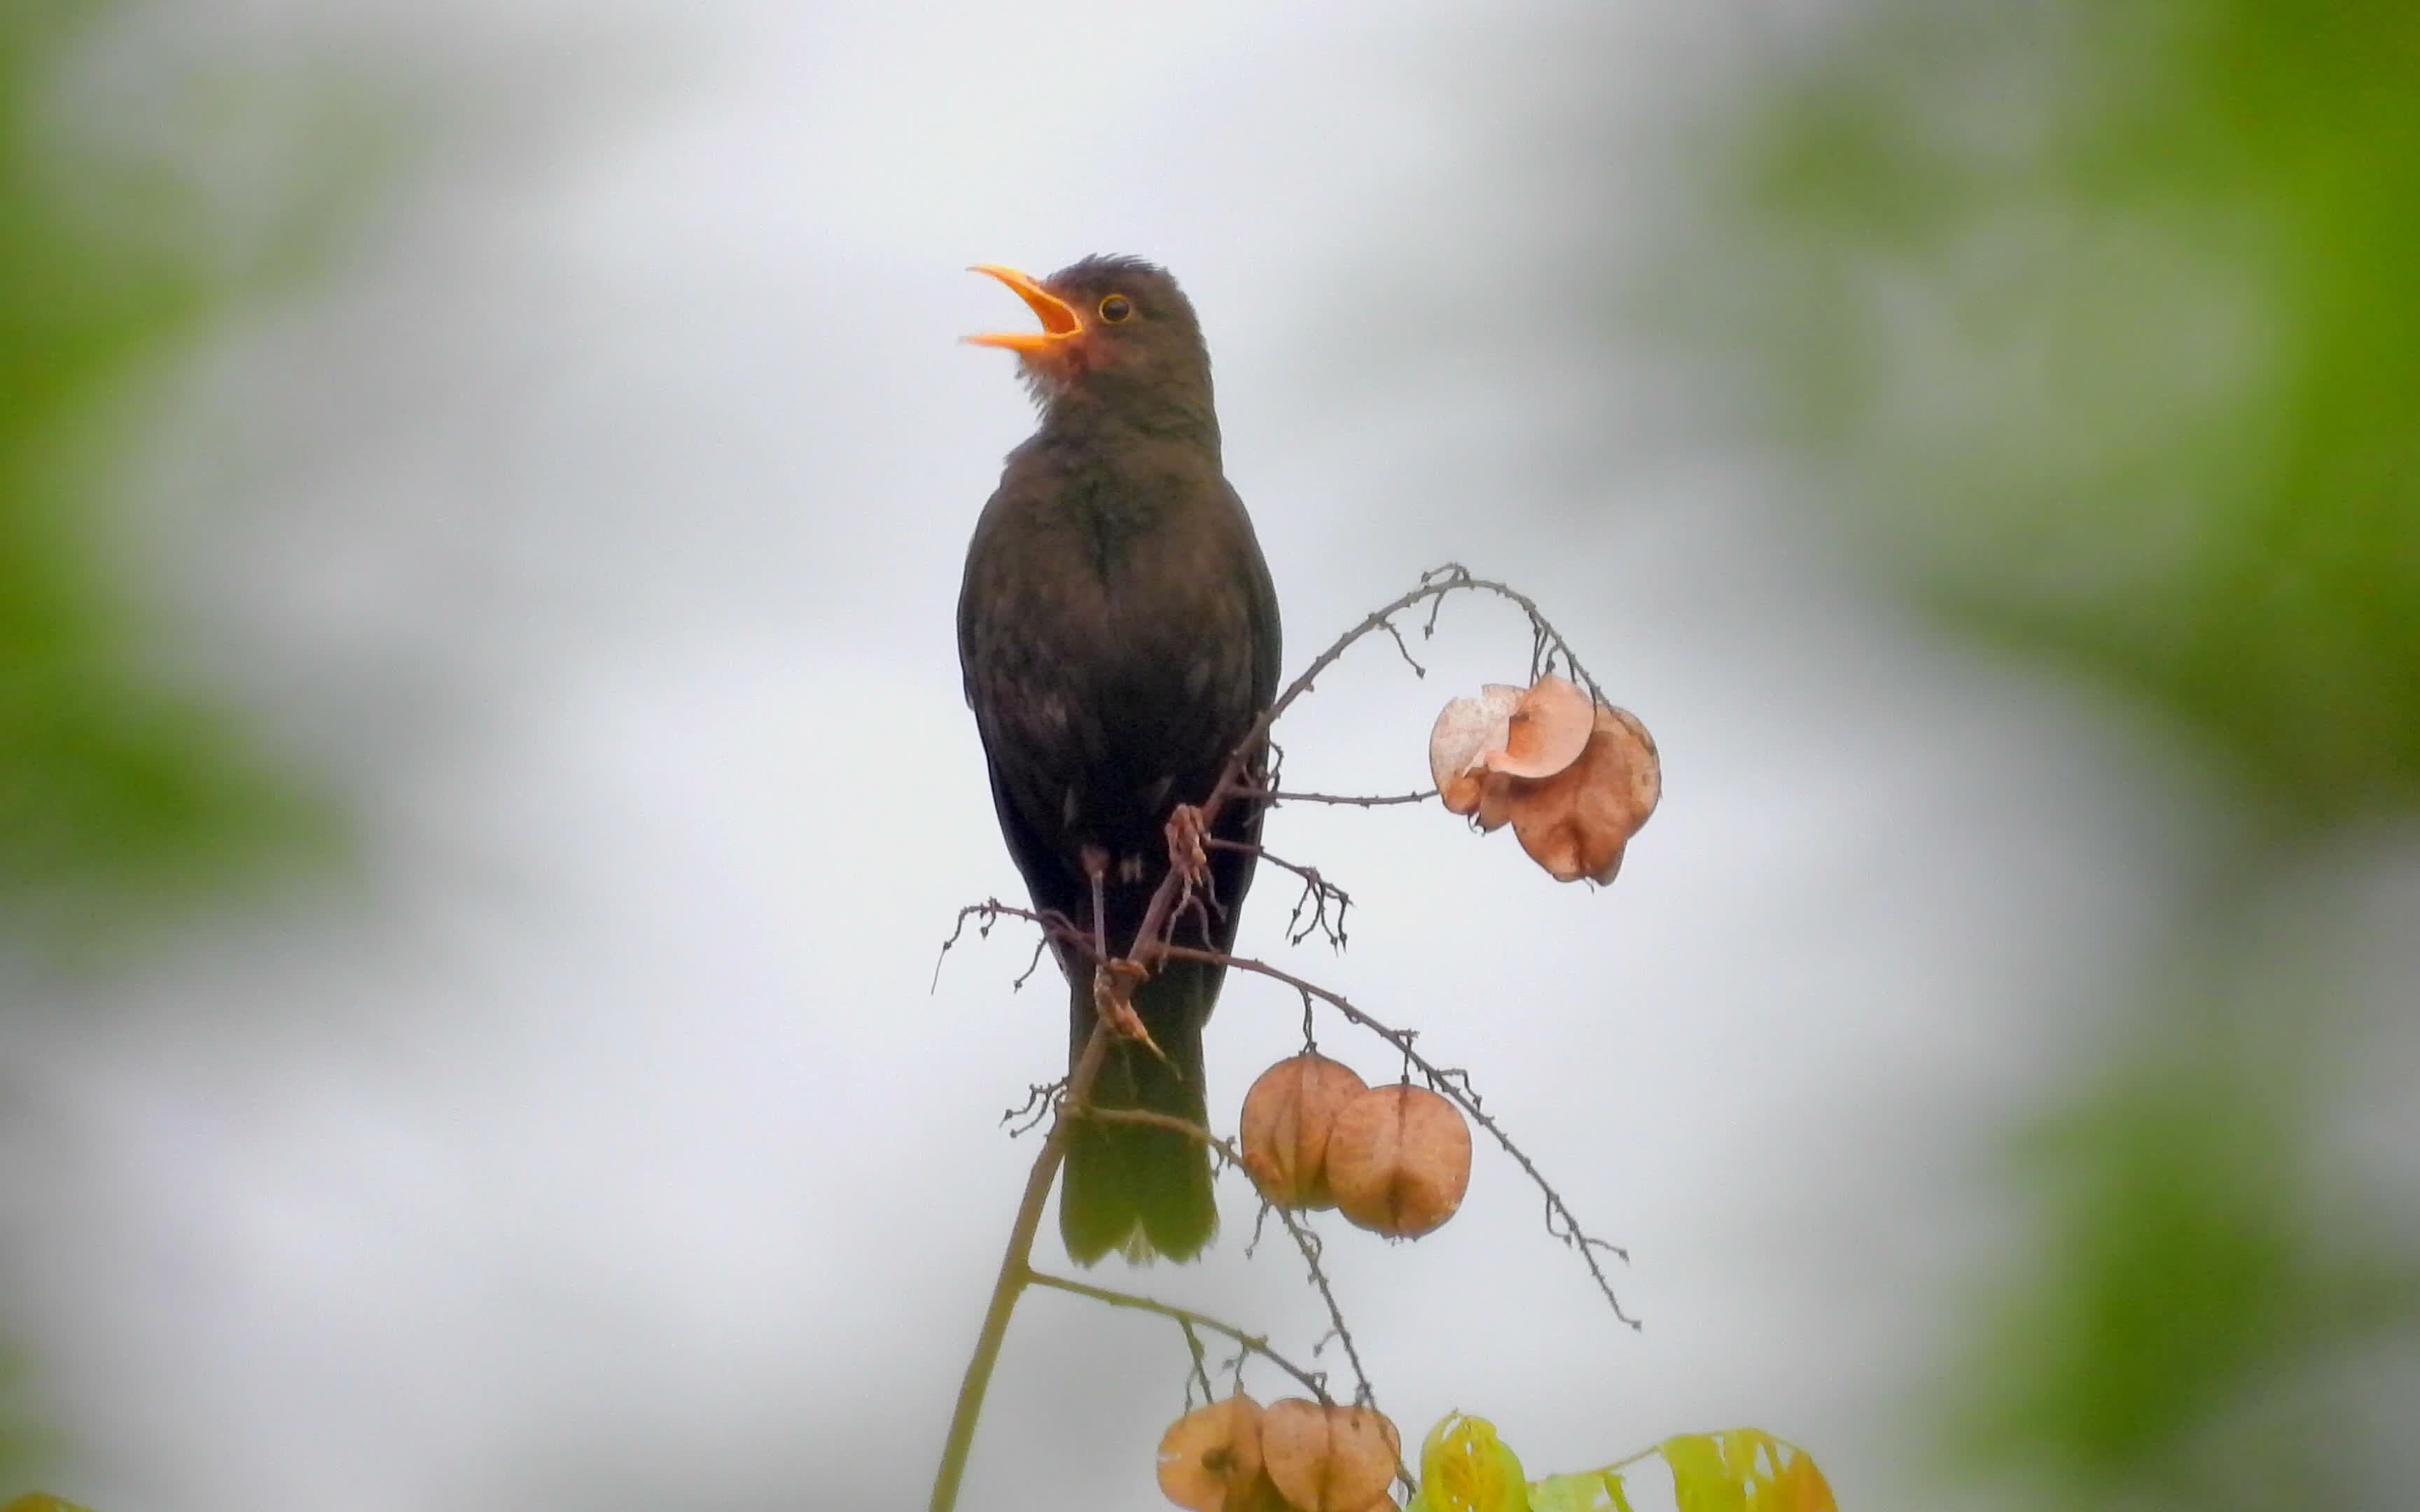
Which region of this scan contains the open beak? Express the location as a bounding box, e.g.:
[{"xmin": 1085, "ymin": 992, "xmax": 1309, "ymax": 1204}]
[{"xmin": 964, "ymin": 264, "xmax": 1083, "ymax": 354}]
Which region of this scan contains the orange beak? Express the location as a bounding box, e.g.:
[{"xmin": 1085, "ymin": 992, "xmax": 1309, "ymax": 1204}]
[{"xmin": 964, "ymin": 264, "xmax": 1083, "ymax": 354}]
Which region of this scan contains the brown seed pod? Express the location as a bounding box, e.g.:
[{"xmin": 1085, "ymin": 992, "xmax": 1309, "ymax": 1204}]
[
  {"xmin": 1157, "ymin": 1394, "xmax": 1267, "ymax": 1512},
  {"xmin": 1260, "ymin": 1398, "xmax": 1400, "ymax": 1512},
  {"xmin": 1506, "ymin": 703, "xmax": 1661, "ymax": 884},
  {"xmin": 1239, "ymin": 1054, "xmax": 1370, "ymax": 1209},
  {"xmin": 1324, "ymin": 1084, "xmax": 1473, "ymax": 1239},
  {"xmin": 1483, "ymin": 673, "xmax": 1593, "ymax": 780}
]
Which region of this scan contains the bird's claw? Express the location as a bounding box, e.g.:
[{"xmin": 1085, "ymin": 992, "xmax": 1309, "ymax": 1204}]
[
  {"xmin": 1092, "ymin": 958, "xmax": 1169, "ymax": 1065},
  {"xmin": 1165, "ymin": 804, "xmax": 1211, "ymax": 891}
]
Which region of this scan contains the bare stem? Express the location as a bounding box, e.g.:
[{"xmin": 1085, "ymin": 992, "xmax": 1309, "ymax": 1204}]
[{"xmin": 929, "ymin": 1024, "xmax": 1111, "ymax": 1512}]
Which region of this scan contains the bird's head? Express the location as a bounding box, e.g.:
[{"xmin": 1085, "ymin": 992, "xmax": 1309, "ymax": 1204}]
[{"xmin": 965, "ymin": 255, "xmax": 1214, "ymax": 430}]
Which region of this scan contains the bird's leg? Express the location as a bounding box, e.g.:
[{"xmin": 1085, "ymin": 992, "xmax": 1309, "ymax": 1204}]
[
  {"xmin": 1079, "ymin": 844, "xmax": 1113, "ymax": 965},
  {"xmin": 1080, "ymin": 844, "xmax": 1167, "ymax": 1064}
]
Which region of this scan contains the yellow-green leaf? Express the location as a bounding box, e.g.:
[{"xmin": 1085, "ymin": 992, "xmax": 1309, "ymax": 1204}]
[
  {"xmin": 1529, "ymin": 1471, "xmax": 1634, "ymax": 1512},
  {"xmin": 1661, "ymin": 1434, "xmax": 1747, "ymax": 1512},
  {"xmin": 1762, "ymin": 1448, "xmax": 1837, "ymax": 1512},
  {"xmin": 1417, "ymin": 1413, "xmax": 1529, "ymax": 1512}
]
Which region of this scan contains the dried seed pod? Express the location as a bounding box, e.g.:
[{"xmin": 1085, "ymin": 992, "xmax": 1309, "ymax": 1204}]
[
  {"xmin": 1326, "ymin": 1084, "xmax": 1473, "ymax": 1239},
  {"xmin": 1428, "ymin": 685, "xmax": 1524, "ymax": 815},
  {"xmin": 1506, "ymin": 703, "xmax": 1661, "ymax": 884},
  {"xmin": 1157, "ymin": 1394, "xmax": 1266, "ymax": 1512},
  {"xmin": 1239, "ymin": 1054, "xmax": 1369, "ymax": 1209},
  {"xmin": 1482, "ymin": 673, "xmax": 1593, "ymax": 780},
  {"xmin": 1260, "ymin": 1398, "xmax": 1399, "ymax": 1512}
]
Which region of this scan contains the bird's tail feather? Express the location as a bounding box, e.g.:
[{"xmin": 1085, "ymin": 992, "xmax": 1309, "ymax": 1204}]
[{"xmin": 1060, "ymin": 957, "xmax": 1217, "ymax": 1264}]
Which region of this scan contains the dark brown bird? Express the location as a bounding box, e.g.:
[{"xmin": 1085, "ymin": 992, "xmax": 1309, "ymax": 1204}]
[{"xmin": 957, "ymin": 255, "xmax": 1281, "ymax": 1264}]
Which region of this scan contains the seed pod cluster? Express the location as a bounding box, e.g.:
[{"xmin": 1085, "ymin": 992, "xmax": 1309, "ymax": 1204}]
[
  {"xmin": 1239, "ymin": 1055, "xmax": 1472, "ymax": 1240},
  {"xmin": 1428, "ymin": 673, "xmax": 1660, "ymax": 884},
  {"xmin": 1157, "ymin": 1394, "xmax": 1399, "ymax": 1512}
]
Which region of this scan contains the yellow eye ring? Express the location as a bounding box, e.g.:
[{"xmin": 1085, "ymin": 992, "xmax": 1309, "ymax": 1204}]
[{"xmin": 1097, "ymin": 293, "xmax": 1134, "ymax": 323}]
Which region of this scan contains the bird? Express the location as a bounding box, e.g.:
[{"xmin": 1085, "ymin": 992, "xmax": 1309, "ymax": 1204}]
[{"xmin": 957, "ymin": 255, "xmax": 1281, "ymax": 1264}]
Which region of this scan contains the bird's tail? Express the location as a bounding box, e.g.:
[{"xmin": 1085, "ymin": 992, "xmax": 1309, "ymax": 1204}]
[{"xmin": 1060, "ymin": 955, "xmax": 1218, "ymax": 1264}]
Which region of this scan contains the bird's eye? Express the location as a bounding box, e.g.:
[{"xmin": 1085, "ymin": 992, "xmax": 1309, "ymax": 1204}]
[{"xmin": 1097, "ymin": 294, "xmax": 1133, "ymax": 323}]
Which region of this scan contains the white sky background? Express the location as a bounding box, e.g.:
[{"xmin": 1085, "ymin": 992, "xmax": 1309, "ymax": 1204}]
[{"xmin": 1, "ymin": 1, "xmax": 2338, "ymax": 1508}]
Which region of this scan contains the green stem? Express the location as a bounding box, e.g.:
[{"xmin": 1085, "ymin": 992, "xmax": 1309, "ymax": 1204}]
[{"xmin": 928, "ymin": 1025, "xmax": 1109, "ymax": 1512}]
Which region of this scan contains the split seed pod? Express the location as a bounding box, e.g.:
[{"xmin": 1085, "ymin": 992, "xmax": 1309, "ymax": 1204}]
[
  {"xmin": 1239, "ymin": 1054, "xmax": 1370, "ymax": 1209},
  {"xmin": 1326, "ymin": 1084, "xmax": 1473, "ymax": 1239},
  {"xmin": 1260, "ymin": 1399, "xmax": 1400, "ymax": 1512},
  {"xmin": 1157, "ymin": 1395, "xmax": 1267, "ymax": 1512}
]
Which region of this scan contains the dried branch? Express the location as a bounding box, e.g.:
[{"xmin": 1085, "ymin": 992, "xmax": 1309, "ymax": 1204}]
[
  {"xmin": 933, "ymin": 897, "xmax": 1091, "ymax": 993},
  {"xmin": 999, "ymin": 1081, "xmax": 1062, "ymax": 1139},
  {"xmin": 1027, "ymin": 1270, "xmax": 1332, "ymax": 1403},
  {"xmin": 1207, "ymin": 838, "xmax": 1351, "ymax": 948},
  {"xmin": 1251, "ymin": 787, "xmax": 1438, "ymax": 808}
]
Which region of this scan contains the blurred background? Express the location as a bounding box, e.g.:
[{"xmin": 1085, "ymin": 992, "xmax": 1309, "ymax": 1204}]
[{"xmin": 4, "ymin": 1, "xmax": 2414, "ymax": 1507}]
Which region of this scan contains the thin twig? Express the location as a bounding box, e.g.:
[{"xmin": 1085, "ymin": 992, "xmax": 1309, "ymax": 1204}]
[
  {"xmin": 1250, "ymin": 788, "xmax": 1438, "ymax": 808},
  {"xmin": 1027, "ymin": 1271, "xmax": 1331, "ymax": 1403},
  {"xmin": 1206, "ymin": 839, "xmax": 1351, "ymax": 948},
  {"xmin": 933, "ymin": 898, "xmax": 1092, "ymax": 993},
  {"xmin": 999, "ymin": 1081, "xmax": 1061, "ymax": 1138},
  {"xmin": 1179, "ymin": 1320, "xmax": 1215, "ymax": 1407}
]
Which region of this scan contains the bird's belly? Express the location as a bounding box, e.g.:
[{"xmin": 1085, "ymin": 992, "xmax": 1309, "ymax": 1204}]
[{"xmin": 994, "ymin": 623, "xmax": 1244, "ymax": 846}]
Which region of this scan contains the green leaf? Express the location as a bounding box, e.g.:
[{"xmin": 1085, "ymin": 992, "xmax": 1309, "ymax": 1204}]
[{"xmin": 1415, "ymin": 1413, "xmax": 1529, "ymax": 1512}]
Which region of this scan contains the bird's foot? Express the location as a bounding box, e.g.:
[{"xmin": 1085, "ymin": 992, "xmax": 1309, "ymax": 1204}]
[
  {"xmin": 1090, "ymin": 958, "xmax": 1169, "ymax": 1066},
  {"xmin": 1164, "ymin": 804, "xmax": 1224, "ymax": 940},
  {"xmin": 1164, "ymin": 804, "xmax": 1211, "ymax": 892}
]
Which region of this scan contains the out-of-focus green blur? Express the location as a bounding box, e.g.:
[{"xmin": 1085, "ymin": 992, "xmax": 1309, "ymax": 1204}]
[
  {"xmin": 1672, "ymin": 0, "xmax": 2419, "ymax": 1505},
  {"xmin": 0, "ymin": 4, "xmax": 344, "ymax": 963},
  {"xmin": 3, "ymin": 3, "xmax": 354, "ymax": 1480},
  {"xmin": 1699, "ymin": 0, "xmax": 2419, "ymax": 827}
]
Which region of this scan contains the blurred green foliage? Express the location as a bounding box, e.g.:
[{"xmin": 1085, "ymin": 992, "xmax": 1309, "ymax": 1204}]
[
  {"xmin": 1, "ymin": 1, "xmax": 348, "ymax": 952},
  {"xmin": 1699, "ymin": 0, "xmax": 2419, "ymax": 828},
  {"xmin": 1674, "ymin": 0, "xmax": 2420, "ymax": 1505},
  {"xmin": 5, "ymin": 1, "xmax": 377, "ymax": 1489}
]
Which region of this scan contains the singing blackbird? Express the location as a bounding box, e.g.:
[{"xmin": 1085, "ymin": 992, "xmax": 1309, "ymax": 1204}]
[{"xmin": 958, "ymin": 255, "xmax": 1281, "ymax": 1264}]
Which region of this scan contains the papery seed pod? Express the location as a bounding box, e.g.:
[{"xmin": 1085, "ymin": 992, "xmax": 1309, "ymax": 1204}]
[
  {"xmin": 1157, "ymin": 1395, "xmax": 1266, "ymax": 1512},
  {"xmin": 1326, "ymin": 1084, "xmax": 1473, "ymax": 1240},
  {"xmin": 1260, "ymin": 1399, "xmax": 1399, "ymax": 1512},
  {"xmin": 1239, "ymin": 1054, "xmax": 1369, "ymax": 1209}
]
